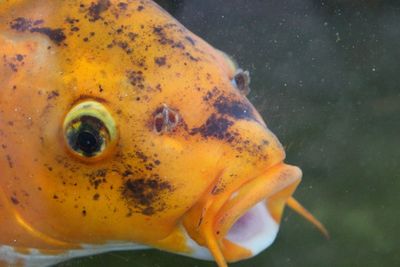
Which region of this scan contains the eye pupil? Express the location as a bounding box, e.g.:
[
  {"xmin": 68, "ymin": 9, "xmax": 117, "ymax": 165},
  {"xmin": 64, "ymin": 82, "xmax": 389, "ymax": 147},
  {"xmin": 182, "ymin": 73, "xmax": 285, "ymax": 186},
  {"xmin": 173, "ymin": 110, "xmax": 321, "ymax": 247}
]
[{"xmin": 77, "ymin": 131, "xmax": 99, "ymax": 154}]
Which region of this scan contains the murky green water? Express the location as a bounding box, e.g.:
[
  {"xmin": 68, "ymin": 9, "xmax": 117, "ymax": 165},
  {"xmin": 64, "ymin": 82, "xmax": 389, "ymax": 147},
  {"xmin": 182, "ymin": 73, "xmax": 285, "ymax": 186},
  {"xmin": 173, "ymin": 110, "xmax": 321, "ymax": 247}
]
[{"xmin": 59, "ymin": 1, "xmax": 400, "ymax": 266}]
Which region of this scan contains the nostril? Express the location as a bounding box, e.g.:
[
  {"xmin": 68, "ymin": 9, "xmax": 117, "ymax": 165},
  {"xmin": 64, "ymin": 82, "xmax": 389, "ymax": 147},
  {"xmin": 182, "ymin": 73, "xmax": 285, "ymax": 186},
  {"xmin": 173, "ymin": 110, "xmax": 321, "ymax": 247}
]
[
  {"xmin": 153, "ymin": 104, "xmax": 180, "ymax": 134},
  {"xmin": 154, "ymin": 115, "xmax": 164, "ymax": 133}
]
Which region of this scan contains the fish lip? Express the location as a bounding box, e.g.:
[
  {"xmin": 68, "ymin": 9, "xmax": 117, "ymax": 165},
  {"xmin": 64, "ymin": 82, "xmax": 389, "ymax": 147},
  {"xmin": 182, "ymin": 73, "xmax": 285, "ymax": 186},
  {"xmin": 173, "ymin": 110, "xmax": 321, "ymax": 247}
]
[{"xmin": 211, "ymin": 163, "xmax": 302, "ymax": 261}]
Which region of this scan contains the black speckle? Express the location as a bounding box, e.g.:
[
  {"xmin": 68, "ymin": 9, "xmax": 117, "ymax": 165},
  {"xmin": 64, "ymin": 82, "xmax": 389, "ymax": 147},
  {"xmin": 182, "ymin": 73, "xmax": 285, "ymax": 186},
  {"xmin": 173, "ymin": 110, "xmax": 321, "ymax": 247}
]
[
  {"xmin": 190, "ymin": 114, "xmax": 233, "ymax": 140},
  {"xmin": 185, "ymin": 36, "xmax": 196, "ymax": 46},
  {"xmin": 114, "ymin": 40, "xmax": 132, "ymax": 54},
  {"xmin": 30, "ymin": 27, "xmax": 66, "ymax": 45},
  {"xmin": 6, "ymin": 155, "xmax": 13, "ymax": 168},
  {"xmin": 126, "ymin": 70, "xmax": 145, "ymax": 89},
  {"xmin": 214, "ymin": 95, "xmax": 256, "ymax": 121},
  {"xmin": 137, "ymin": 5, "xmax": 144, "ymax": 11},
  {"xmin": 121, "ymin": 177, "xmax": 173, "ymax": 216},
  {"xmin": 10, "ymin": 17, "xmax": 32, "ymax": 32},
  {"xmin": 118, "ymin": 2, "xmax": 128, "ymax": 10},
  {"xmin": 47, "ymin": 90, "xmax": 59, "ymax": 100},
  {"xmin": 154, "ymin": 56, "xmax": 166, "ymax": 66},
  {"xmin": 10, "ymin": 18, "xmax": 65, "ymax": 44},
  {"xmin": 185, "ymin": 52, "xmax": 198, "ymax": 61},
  {"xmin": 93, "ymin": 193, "xmax": 100, "ymax": 200},
  {"xmin": 135, "ymin": 151, "xmax": 148, "ymax": 162},
  {"xmin": 10, "ymin": 196, "xmax": 19, "ymax": 205},
  {"xmin": 127, "ymin": 32, "xmax": 138, "ymax": 41},
  {"xmin": 87, "ymin": 0, "xmax": 111, "ymax": 22},
  {"xmin": 15, "ymin": 54, "xmax": 24, "ymax": 61},
  {"xmin": 153, "ymin": 25, "xmax": 185, "ymax": 50},
  {"xmin": 82, "ymin": 209, "xmax": 87, "ymax": 216},
  {"xmin": 86, "ymin": 169, "xmax": 108, "ymax": 189}
]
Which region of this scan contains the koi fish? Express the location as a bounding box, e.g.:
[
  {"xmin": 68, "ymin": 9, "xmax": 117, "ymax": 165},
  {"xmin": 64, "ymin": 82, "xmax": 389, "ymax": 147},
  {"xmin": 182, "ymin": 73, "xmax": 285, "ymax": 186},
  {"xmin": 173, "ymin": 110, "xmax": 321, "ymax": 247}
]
[{"xmin": 0, "ymin": 0, "xmax": 327, "ymax": 266}]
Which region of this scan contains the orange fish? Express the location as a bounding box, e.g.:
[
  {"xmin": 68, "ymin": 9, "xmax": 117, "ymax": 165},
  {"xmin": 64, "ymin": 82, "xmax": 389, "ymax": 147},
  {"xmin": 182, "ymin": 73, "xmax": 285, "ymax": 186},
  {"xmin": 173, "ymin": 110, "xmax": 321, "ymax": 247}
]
[{"xmin": 0, "ymin": 0, "xmax": 327, "ymax": 266}]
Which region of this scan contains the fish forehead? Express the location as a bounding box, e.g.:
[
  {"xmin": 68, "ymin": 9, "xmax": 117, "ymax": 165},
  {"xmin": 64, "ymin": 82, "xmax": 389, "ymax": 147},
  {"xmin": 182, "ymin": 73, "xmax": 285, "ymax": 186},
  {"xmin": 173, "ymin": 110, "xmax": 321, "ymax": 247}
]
[{"xmin": 0, "ymin": 0, "xmax": 256, "ymax": 134}]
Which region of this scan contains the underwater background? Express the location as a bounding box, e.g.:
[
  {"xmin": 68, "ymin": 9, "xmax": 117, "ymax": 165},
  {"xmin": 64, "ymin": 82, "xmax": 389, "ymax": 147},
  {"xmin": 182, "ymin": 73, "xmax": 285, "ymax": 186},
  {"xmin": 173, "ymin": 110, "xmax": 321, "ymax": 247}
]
[{"xmin": 59, "ymin": 0, "xmax": 400, "ymax": 266}]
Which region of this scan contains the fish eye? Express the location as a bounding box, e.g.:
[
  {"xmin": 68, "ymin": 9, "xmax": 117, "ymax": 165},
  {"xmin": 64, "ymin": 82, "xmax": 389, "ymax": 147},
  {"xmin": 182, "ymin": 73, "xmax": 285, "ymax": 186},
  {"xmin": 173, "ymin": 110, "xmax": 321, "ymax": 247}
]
[
  {"xmin": 231, "ymin": 69, "xmax": 251, "ymax": 96},
  {"xmin": 63, "ymin": 101, "xmax": 117, "ymax": 161}
]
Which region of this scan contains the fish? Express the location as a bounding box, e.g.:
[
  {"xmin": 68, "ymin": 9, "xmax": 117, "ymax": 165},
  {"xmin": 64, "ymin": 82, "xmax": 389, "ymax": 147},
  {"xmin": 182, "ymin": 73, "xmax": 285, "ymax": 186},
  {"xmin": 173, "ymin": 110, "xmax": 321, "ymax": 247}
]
[{"xmin": 0, "ymin": 0, "xmax": 328, "ymax": 266}]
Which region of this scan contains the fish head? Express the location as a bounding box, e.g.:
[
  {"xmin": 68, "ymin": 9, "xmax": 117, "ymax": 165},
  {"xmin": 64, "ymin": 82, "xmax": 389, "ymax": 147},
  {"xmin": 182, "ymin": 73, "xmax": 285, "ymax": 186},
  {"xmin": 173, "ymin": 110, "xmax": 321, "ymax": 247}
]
[{"xmin": 0, "ymin": 0, "xmax": 309, "ymax": 265}]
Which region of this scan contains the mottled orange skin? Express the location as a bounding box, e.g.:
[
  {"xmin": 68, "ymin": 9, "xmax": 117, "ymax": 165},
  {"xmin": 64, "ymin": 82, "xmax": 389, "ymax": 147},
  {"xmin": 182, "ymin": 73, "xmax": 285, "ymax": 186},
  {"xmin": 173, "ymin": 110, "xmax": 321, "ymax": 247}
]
[{"xmin": 0, "ymin": 1, "xmax": 318, "ymax": 266}]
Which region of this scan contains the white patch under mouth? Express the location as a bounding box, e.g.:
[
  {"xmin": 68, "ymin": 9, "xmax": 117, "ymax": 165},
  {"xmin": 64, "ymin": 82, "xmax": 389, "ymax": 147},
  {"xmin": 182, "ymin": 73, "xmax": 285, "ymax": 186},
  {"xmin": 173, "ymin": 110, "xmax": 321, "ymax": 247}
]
[{"xmin": 225, "ymin": 200, "xmax": 279, "ymax": 256}]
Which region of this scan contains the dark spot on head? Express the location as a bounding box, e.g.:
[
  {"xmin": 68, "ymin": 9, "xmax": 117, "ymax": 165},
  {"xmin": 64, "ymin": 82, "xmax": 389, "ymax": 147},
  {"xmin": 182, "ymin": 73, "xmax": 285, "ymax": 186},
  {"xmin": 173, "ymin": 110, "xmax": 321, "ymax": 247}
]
[
  {"xmin": 137, "ymin": 5, "xmax": 144, "ymax": 11},
  {"xmin": 30, "ymin": 27, "xmax": 66, "ymax": 45},
  {"xmin": 185, "ymin": 52, "xmax": 198, "ymax": 61},
  {"xmin": 10, "ymin": 17, "xmax": 32, "ymax": 31},
  {"xmin": 190, "ymin": 114, "xmax": 234, "ymax": 140},
  {"xmin": 86, "ymin": 169, "xmax": 108, "ymax": 189},
  {"xmin": 185, "ymin": 36, "xmax": 196, "ymax": 46},
  {"xmin": 82, "ymin": 209, "xmax": 87, "ymax": 216},
  {"xmin": 121, "ymin": 177, "xmax": 173, "ymax": 216},
  {"xmin": 114, "ymin": 40, "xmax": 132, "ymax": 54},
  {"xmin": 203, "ymin": 87, "xmax": 220, "ymax": 102},
  {"xmin": 87, "ymin": 0, "xmax": 111, "ymax": 22},
  {"xmin": 127, "ymin": 32, "xmax": 138, "ymax": 41},
  {"xmin": 153, "ymin": 25, "xmax": 185, "ymax": 50},
  {"xmin": 10, "ymin": 196, "xmax": 19, "ymax": 205},
  {"xmin": 53, "ymin": 194, "xmax": 59, "ymax": 199},
  {"xmin": 135, "ymin": 151, "xmax": 148, "ymax": 162},
  {"xmin": 118, "ymin": 2, "xmax": 128, "ymax": 10},
  {"xmin": 6, "ymin": 155, "xmax": 13, "ymax": 168},
  {"xmin": 15, "ymin": 54, "xmax": 24, "ymax": 61},
  {"xmin": 93, "ymin": 193, "xmax": 100, "ymax": 200},
  {"xmin": 47, "ymin": 90, "xmax": 59, "ymax": 100},
  {"xmin": 126, "ymin": 70, "xmax": 144, "ymax": 89},
  {"xmin": 154, "ymin": 56, "xmax": 166, "ymax": 66},
  {"xmin": 214, "ymin": 95, "xmax": 256, "ymax": 121}
]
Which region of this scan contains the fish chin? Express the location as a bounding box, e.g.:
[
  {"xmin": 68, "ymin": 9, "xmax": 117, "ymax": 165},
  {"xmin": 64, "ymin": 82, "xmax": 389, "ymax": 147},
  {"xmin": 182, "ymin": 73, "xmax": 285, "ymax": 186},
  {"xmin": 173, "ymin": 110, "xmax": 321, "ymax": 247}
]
[{"xmin": 225, "ymin": 200, "xmax": 279, "ymax": 257}]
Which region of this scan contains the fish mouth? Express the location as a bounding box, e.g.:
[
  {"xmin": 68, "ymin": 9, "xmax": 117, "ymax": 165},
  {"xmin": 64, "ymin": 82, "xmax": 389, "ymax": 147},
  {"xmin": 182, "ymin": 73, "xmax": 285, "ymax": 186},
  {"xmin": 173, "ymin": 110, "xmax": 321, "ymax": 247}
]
[{"xmin": 187, "ymin": 164, "xmax": 302, "ymax": 266}]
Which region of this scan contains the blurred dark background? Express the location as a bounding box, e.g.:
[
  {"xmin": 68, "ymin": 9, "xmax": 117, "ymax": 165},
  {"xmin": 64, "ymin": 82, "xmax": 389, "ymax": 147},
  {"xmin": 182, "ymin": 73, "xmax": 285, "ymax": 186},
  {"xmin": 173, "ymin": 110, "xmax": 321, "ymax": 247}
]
[{"xmin": 60, "ymin": 0, "xmax": 400, "ymax": 266}]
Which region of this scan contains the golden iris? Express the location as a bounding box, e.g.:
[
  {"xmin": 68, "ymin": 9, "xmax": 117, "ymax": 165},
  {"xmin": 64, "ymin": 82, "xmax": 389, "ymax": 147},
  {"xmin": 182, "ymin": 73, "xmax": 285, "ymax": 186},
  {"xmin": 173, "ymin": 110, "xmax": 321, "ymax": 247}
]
[{"xmin": 63, "ymin": 101, "xmax": 117, "ymax": 160}]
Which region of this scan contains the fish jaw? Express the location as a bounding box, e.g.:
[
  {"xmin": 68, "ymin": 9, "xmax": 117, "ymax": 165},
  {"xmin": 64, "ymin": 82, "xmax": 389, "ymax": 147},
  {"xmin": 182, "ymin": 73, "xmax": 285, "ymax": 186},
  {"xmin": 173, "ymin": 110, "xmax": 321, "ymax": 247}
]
[{"xmin": 183, "ymin": 164, "xmax": 302, "ymax": 266}]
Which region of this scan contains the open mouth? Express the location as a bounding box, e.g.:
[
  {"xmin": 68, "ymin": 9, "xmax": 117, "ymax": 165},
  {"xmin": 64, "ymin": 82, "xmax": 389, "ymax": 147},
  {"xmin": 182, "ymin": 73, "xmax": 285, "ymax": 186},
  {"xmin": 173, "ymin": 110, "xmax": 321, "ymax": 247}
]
[
  {"xmin": 205, "ymin": 164, "xmax": 302, "ymax": 265},
  {"xmin": 224, "ymin": 200, "xmax": 279, "ymax": 256},
  {"xmin": 183, "ymin": 163, "xmax": 327, "ymax": 267},
  {"xmin": 182, "ymin": 164, "xmax": 302, "ymax": 266}
]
